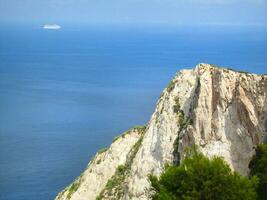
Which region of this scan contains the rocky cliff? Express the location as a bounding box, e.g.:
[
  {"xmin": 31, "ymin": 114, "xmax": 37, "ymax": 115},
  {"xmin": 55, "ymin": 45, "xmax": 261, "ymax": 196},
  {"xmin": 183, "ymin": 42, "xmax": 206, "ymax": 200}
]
[{"xmin": 55, "ymin": 64, "xmax": 267, "ymax": 200}]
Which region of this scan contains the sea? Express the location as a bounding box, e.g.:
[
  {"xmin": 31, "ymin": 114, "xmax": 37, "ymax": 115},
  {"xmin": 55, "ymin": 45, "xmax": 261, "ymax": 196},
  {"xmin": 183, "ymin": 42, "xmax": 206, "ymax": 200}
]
[{"xmin": 0, "ymin": 23, "xmax": 267, "ymax": 200}]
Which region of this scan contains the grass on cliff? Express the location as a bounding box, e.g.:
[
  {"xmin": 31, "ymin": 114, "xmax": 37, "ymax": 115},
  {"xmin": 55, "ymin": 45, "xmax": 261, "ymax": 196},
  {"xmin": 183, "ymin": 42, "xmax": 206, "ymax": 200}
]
[
  {"xmin": 112, "ymin": 125, "xmax": 146, "ymax": 143},
  {"xmin": 209, "ymin": 64, "xmax": 250, "ymax": 74},
  {"xmin": 98, "ymin": 147, "xmax": 108, "ymax": 154},
  {"xmin": 172, "ymin": 97, "xmax": 193, "ymax": 165},
  {"xmin": 167, "ymin": 80, "xmax": 176, "ymax": 93},
  {"xmin": 96, "ymin": 126, "xmax": 146, "ymax": 200},
  {"xmin": 96, "ymin": 164, "xmax": 127, "ymax": 199},
  {"xmin": 149, "ymin": 146, "xmax": 258, "ymax": 200},
  {"xmin": 67, "ymin": 178, "xmax": 82, "ymax": 199}
]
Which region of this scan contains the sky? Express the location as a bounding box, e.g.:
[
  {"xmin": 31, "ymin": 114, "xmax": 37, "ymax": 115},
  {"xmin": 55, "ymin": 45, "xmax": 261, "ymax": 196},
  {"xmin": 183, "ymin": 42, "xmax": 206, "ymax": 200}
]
[{"xmin": 0, "ymin": 0, "xmax": 267, "ymax": 26}]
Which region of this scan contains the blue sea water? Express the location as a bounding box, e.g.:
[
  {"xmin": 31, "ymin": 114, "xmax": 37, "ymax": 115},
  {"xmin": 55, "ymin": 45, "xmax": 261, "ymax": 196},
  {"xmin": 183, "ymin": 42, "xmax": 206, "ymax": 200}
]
[{"xmin": 0, "ymin": 23, "xmax": 267, "ymax": 200}]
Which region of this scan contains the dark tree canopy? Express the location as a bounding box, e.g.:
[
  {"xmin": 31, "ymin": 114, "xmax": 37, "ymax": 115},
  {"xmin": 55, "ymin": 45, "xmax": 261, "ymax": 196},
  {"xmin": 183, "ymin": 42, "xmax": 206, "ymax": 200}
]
[
  {"xmin": 249, "ymin": 143, "xmax": 267, "ymax": 200},
  {"xmin": 149, "ymin": 147, "xmax": 258, "ymax": 200}
]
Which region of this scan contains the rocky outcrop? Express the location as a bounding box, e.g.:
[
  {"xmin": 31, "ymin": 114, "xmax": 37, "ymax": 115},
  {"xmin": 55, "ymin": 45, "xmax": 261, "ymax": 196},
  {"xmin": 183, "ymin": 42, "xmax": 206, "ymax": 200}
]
[
  {"xmin": 55, "ymin": 128, "xmax": 144, "ymax": 200},
  {"xmin": 55, "ymin": 64, "xmax": 267, "ymax": 200}
]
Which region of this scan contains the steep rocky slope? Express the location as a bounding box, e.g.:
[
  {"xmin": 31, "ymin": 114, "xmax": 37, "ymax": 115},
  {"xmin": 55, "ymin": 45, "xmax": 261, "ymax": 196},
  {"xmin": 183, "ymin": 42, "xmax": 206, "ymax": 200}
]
[{"xmin": 55, "ymin": 64, "xmax": 267, "ymax": 200}]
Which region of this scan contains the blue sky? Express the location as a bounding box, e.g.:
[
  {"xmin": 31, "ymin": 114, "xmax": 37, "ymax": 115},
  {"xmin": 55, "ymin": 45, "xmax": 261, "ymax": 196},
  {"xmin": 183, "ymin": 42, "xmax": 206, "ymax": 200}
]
[{"xmin": 0, "ymin": 0, "xmax": 267, "ymax": 26}]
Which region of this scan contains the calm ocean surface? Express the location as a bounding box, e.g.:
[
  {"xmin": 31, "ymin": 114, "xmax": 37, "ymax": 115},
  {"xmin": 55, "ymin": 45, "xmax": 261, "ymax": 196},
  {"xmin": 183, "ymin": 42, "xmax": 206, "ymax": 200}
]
[{"xmin": 0, "ymin": 24, "xmax": 267, "ymax": 200}]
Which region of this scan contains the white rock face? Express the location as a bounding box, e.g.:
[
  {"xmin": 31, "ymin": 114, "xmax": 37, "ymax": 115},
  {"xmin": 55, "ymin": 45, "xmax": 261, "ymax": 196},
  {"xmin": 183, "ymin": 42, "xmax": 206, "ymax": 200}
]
[
  {"xmin": 56, "ymin": 64, "xmax": 267, "ymax": 200},
  {"xmin": 55, "ymin": 129, "xmax": 142, "ymax": 200}
]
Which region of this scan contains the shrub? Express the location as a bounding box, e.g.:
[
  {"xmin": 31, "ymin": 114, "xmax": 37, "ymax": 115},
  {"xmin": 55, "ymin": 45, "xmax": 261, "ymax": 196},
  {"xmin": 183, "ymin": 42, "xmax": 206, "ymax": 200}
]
[
  {"xmin": 96, "ymin": 127, "xmax": 146, "ymax": 199},
  {"xmin": 96, "ymin": 159, "xmax": 101, "ymax": 164},
  {"xmin": 67, "ymin": 181, "xmax": 81, "ymax": 199},
  {"xmin": 98, "ymin": 148, "xmax": 108, "ymax": 154},
  {"xmin": 172, "ymin": 97, "xmax": 181, "ymax": 114},
  {"xmin": 249, "ymin": 143, "xmax": 267, "ymax": 200},
  {"xmin": 112, "ymin": 125, "xmax": 146, "ymax": 143},
  {"xmin": 167, "ymin": 80, "xmax": 176, "ymax": 92},
  {"xmin": 149, "ymin": 146, "xmax": 258, "ymax": 200}
]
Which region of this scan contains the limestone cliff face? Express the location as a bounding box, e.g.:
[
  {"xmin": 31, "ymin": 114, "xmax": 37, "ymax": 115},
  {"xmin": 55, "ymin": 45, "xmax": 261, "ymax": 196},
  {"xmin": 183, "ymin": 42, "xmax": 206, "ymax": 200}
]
[
  {"xmin": 55, "ymin": 128, "xmax": 143, "ymax": 200},
  {"xmin": 55, "ymin": 64, "xmax": 267, "ymax": 200}
]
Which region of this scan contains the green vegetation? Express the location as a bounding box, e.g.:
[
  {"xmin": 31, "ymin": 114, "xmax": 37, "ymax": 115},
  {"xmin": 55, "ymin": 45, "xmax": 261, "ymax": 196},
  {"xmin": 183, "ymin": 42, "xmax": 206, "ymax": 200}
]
[
  {"xmin": 112, "ymin": 130, "xmax": 131, "ymax": 142},
  {"xmin": 133, "ymin": 125, "xmax": 147, "ymax": 132},
  {"xmin": 209, "ymin": 64, "xmax": 221, "ymax": 69},
  {"xmin": 172, "ymin": 97, "xmax": 181, "ymax": 114},
  {"xmin": 96, "ymin": 164, "xmax": 127, "ymax": 199},
  {"xmin": 208, "ymin": 64, "xmax": 251, "ymax": 74},
  {"xmin": 159, "ymin": 92, "xmax": 164, "ymax": 99},
  {"xmin": 226, "ymin": 67, "xmax": 250, "ymax": 74},
  {"xmin": 173, "ymin": 97, "xmax": 192, "ymax": 130},
  {"xmin": 112, "ymin": 125, "xmax": 146, "ymax": 142},
  {"xmin": 86, "ymin": 148, "xmax": 108, "ymax": 167},
  {"xmin": 67, "ymin": 179, "xmax": 81, "ymax": 199},
  {"xmin": 96, "ymin": 159, "xmax": 102, "ymax": 164},
  {"xmin": 98, "ymin": 147, "xmax": 108, "ymax": 154},
  {"xmin": 167, "ymin": 80, "xmax": 176, "ymax": 93},
  {"xmin": 249, "ymin": 143, "xmax": 267, "ymax": 200},
  {"xmin": 149, "ymin": 146, "xmax": 258, "ymax": 200},
  {"xmin": 172, "ymin": 97, "xmax": 193, "ymax": 165},
  {"xmin": 96, "ymin": 126, "xmax": 146, "ymax": 200}
]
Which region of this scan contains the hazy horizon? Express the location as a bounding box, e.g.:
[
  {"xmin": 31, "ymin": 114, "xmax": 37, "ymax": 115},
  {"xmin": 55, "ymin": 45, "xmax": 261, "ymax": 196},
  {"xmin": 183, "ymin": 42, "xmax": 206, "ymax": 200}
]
[{"xmin": 1, "ymin": 0, "xmax": 267, "ymax": 26}]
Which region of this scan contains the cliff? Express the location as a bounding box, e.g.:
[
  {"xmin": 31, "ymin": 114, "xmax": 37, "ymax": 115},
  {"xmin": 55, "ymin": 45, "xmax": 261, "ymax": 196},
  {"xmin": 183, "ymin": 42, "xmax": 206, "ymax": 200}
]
[{"xmin": 55, "ymin": 63, "xmax": 267, "ymax": 200}]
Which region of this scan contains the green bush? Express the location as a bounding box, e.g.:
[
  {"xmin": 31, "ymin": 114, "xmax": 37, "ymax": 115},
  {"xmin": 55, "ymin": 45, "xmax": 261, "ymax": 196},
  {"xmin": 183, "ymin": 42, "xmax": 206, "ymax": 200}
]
[
  {"xmin": 167, "ymin": 80, "xmax": 176, "ymax": 92},
  {"xmin": 249, "ymin": 143, "xmax": 267, "ymax": 200},
  {"xmin": 173, "ymin": 97, "xmax": 181, "ymax": 114},
  {"xmin": 67, "ymin": 181, "xmax": 81, "ymax": 199},
  {"xmin": 98, "ymin": 147, "xmax": 108, "ymax": 154},
  {"xmin": 96, "ymin": 126, "xmax": 146, "ymax": 199},
  {"xmin": 149, "ymin": 146, "xmax": 258, "ymax": 200},
  {"xmin": 112, "ymin": 125, "xmax": 146, "ymax": 143}
]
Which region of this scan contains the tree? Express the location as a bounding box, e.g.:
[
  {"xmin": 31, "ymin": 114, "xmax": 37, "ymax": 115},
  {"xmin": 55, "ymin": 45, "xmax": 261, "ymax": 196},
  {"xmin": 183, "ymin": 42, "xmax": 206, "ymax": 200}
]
[
  {"xmin": 249, "ymin": 143, "xmax": 267, "ymax": 200},
  {"xmin": 149, "ymin": 146, "xmax": 258, "ymax": 200}
]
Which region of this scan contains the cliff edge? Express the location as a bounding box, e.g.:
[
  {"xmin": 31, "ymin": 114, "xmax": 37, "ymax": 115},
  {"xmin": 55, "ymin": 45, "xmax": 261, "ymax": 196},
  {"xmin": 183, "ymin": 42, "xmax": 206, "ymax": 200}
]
[{"xmin": 55, "ymin": 63, "xmax": 267, "ymax": 200}]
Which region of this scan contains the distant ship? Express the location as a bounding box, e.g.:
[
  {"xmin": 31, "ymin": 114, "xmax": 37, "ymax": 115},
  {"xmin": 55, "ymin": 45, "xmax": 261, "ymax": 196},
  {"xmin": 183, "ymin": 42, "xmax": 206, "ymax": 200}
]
[{"xmin": 43, "ymin": 24, "xmax": 61, "ymax": 30}]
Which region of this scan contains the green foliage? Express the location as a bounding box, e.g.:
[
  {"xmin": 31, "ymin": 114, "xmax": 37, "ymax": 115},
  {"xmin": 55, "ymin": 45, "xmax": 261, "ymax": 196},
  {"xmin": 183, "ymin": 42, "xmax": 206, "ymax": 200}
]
[
  {"xmin": 133, "ymin": 125, "xmax": 147, "ymax": 132},
  {"xmin": 226, "ymin": 67, "xmax": 249, "ymax": 74},
  {"xmin": 150, "ymin": 146, "xmax": 258, "ymax": 200},
  {"xmin": 172, "ymin": 97, "xmax": 192, "ymax": 130},
  {"xmin": 172, "ymin": 97, "xmax": 193, "ymax": 165},
  {"xmin": 249, "ymin": 143, "xmax": 267, "ymax": 200},
  {"xmin": 96, "ymin": 126, "xmax": 146, "ymax": 199},
  {"xmin": 112, "ymin": 131, "xmax": 130, "ymax": 142},
  {"xmin": 167, "ymin": 80, "xmax": 176, "ymax": 93},
  {"xmin": 96, "ymin": 159, "xmax": 102, "ymax": 164},
  {"xmin": 112, "ymin": 125, "xmax": 146, "ymax": 142},
  {"xmin": 98, "ymin": 147, "xmax": 108, "ymax": 154},
  {"xmin": 173, "ymin": 97, "xmax": 181, "ymax": 114},
  {"xmin": 209, "ymin": 64, "xmax": 251, "ymax": 74},
  {"xmin": 97, "ymin": 164, "xmax": 127, "ymax": 199},
  {"xmin": 112, "ymin": 135, "xmax": 121, "ymax": 142},
  {"xmin": 159, "ymin": 92, "xmax": 164, "ymax": 100},
  {"xmin": 67, "ymin": 180, "xmax": 81, "ymax": 199}
]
